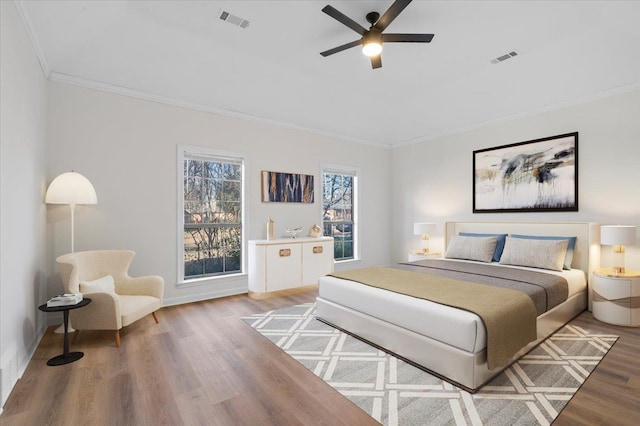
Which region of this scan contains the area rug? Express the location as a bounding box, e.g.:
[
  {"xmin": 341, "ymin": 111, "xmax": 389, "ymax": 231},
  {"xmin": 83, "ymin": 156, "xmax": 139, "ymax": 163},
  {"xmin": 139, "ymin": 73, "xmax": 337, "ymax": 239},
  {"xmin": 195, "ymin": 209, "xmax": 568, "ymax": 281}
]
[{"xmin": 242, "ymin": 303, "xmax": 618, "ymax": 426}]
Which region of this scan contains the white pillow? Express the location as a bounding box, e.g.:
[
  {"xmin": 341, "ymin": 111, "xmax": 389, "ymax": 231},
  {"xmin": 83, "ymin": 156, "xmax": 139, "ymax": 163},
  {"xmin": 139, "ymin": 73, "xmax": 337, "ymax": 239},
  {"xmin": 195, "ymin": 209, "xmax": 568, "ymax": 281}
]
[
  {"xmin": 499, "ymin": 237, "xmax": 568, "ymax": 271},
  {"xmin": 445, "ymin": 235, "xmax": 498, "ymax": 263},
  {"xmin": 79, "ymin": 275, "xmax": 115, "ymax": 294}
]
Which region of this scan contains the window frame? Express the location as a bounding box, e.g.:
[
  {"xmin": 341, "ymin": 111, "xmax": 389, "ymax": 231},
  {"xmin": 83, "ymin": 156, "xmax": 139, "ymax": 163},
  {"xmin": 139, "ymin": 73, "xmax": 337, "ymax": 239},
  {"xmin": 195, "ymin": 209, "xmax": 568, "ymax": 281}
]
[
  {"xmin": 321, "ymin": 163, "xmax": 360, "ymax": 263},
  {"xmin": 177, "ymin": 145, "xmax": 247, "ymax": 287}
]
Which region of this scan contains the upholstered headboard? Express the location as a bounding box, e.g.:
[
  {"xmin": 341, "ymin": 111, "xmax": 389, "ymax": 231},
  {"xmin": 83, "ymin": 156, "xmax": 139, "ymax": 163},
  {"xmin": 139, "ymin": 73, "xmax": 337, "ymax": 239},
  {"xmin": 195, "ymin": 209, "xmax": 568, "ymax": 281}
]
[{"xmin": 444, "ymin": 221, "xmax": 600, "ymax": 309}]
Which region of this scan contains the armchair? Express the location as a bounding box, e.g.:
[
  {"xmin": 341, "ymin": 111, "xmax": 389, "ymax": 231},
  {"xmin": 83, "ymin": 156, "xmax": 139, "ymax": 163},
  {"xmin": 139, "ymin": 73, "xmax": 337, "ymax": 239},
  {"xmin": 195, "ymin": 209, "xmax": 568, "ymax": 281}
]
[{"xmin": 56, "ymin": 250, "xmax": 164, "ymax": 347}]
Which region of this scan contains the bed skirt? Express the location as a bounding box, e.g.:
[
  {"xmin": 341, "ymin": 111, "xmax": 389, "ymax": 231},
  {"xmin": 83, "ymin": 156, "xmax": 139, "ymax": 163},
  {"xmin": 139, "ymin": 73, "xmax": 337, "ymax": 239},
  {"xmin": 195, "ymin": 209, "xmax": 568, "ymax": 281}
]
[{"xmin": 315, "ymin": 290, "xmax": 587, "ymax": 392}]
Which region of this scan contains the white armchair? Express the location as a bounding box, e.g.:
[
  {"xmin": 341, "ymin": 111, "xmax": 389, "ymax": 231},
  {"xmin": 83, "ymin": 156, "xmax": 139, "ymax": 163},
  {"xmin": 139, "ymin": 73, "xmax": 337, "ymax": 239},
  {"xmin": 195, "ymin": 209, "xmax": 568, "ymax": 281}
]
[{"xmin": 56, "ymin": 250, "xmax": 164, "ymax": 347}]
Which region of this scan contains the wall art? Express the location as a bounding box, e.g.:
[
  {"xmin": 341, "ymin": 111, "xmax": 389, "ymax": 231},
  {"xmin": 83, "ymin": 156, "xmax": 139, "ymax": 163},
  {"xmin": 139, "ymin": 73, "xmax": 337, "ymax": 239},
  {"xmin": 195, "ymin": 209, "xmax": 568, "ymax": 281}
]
[
  {"xmin": 261, "ymin": 170, "xmax": 314, "ymax": 203},
  {"xmin": 473, "ymin": 132, "xmax": 578, "ymax": 212}
]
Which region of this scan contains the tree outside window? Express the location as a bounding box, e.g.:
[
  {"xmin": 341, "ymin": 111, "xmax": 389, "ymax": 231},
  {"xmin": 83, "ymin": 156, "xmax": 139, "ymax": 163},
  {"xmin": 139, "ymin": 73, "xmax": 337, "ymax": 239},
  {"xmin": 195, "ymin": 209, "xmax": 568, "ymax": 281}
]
[
  {"xmin": 322, "ymin": 170, "xmax": 356, "ymax": 261},
  {"xmin": 183, "ymin": 155, "xmax": 242, "ymax": 278}
]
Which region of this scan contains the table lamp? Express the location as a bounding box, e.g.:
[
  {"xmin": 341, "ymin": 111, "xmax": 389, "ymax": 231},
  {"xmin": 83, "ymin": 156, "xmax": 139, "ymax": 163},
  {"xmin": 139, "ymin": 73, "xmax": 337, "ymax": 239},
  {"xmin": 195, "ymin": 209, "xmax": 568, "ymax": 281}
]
[
  {"xmin": 601, "ymin": 225, "xmax": 636, "ymax": 274},
  {"xmin": 414, "ymin": 223, "xmax": 436, "ymax": 253}
]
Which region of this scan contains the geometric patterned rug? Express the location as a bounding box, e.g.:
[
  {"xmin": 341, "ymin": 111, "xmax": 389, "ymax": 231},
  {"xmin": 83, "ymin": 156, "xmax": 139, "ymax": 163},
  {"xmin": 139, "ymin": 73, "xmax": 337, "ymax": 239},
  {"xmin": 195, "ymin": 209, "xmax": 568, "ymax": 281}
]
[{"xmin": 242, "ymin": 303, "xmax": 618, "ymax": 426}]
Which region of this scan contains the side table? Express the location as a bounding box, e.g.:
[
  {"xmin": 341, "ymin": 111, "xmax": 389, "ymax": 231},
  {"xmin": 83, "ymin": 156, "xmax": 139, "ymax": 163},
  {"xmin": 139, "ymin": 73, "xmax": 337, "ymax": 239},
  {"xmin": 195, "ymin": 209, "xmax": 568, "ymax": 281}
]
[
  {"xmin": 38, "ymin": 298, "xmax": 92, "ymax": 366},
  {"xmin": 408, "ymin": 250, "xmax": 442, "ymax": 262},
  {"xmin": 592, "ymin": 268, "xmax": 640, "ymax": 327}
]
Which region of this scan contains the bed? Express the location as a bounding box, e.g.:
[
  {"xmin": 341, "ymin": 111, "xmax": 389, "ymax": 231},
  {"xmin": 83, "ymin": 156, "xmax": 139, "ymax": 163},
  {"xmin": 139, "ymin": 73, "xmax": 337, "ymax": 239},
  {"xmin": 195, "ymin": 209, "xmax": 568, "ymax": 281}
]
[{"xmin": 316, "ymin": 221, "xmax": 600, "ymax": 392}]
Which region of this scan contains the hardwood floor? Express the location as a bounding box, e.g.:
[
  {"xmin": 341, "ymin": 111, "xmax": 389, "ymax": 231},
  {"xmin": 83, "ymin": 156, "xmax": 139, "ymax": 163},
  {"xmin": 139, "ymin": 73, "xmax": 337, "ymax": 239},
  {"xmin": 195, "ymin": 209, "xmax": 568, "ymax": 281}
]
[{"xmin": 1, "ymin": 289, "xmax": 638, "ymax": 426}]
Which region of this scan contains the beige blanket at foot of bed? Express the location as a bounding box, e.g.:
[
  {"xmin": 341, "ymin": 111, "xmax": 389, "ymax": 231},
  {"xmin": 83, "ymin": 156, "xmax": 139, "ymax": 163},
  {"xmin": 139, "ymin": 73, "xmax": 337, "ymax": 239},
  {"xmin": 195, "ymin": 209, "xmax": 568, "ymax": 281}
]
[{"xmin": 329, "ymin": 267, "xmax": 537, "ymax": 370}]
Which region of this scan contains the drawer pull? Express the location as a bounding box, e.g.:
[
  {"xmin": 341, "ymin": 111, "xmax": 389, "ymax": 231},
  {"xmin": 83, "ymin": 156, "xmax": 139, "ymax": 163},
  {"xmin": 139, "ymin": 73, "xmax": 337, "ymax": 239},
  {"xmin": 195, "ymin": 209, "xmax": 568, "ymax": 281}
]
[
  {"xmin": 279, "ymin": 249, "xmax": 291, "ymax": 257},
  {"xmin": 312, "ymin": 246, "xmax": 324, "ymax": 254}
]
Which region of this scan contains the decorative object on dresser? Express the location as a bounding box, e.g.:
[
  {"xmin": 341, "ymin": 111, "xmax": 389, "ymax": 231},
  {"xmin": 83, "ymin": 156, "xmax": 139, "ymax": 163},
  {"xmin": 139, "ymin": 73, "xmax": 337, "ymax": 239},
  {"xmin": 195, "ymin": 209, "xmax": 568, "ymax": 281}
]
[
  {"xmin": 473, "ymin": 132, "xmax": 578, "ymax": 213},
  {"xmin": 266, "ymin": 217, "xmax": 275, "ymax": 240},
  {"xmin": 309, "ymin": 224, "xmax": 323, "ymax": 238},
  {"xmin": 413, "ymin": 222, "xmax": 436, "ymax": 253},
  {"xmin": 592, "ymin": 268, "xmax": 640, "ymax": 327},
  {"xmin": 285, "ymin": 227, "xmax": 302, "ymax": 238},
  {"xmin": 248, "ymin": 237, "xmax": 333, "ymax": 297},
  {"xmin": 261, "ymin": 170, "xmax": 314, "ymax": 203},
  {"xmin": 600, "ymin": 225, "xmax": 636, "ymax": 274}
]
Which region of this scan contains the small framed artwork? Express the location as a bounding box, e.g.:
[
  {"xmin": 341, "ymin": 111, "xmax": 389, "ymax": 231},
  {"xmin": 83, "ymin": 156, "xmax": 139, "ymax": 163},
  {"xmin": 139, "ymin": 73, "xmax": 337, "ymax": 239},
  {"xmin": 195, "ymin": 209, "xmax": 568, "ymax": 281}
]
[
  {"xmin": 473, "ymin": 132, "xmax": 578, "ymax": 213},
  {"xmin": 261, "ymin": 170, "xmax": 314, "ymax": 203}
]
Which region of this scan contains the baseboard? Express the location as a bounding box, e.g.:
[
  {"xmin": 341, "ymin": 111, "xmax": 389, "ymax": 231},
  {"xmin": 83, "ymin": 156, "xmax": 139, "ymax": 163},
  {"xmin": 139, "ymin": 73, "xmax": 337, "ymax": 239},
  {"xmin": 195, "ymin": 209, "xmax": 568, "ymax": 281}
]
[
  {"xmin": 0, "ymin": 343, "xmax": 18, "ymax": 408},
  {"xmin": 162, "ymin": 284, "xmax": 248, "ymax": 307},
  {"xmin": 1, "ymin": 325, "xmax": 47, "ymax": 409},
  {"xmin": 249, "ymin": 284, "xmax": 318, "ymax": 300}
]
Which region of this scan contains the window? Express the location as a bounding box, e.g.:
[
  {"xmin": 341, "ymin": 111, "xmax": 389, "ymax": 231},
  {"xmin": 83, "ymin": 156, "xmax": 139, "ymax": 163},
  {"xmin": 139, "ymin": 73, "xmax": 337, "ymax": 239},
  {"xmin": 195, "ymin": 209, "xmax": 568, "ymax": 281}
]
[
  {"xmin": 322, "ymin": 167, "xmax": 357, "ymax": 261},
  {"xmin": 179, "ymin": 147, "xmax": 244, "ymax": 283}
]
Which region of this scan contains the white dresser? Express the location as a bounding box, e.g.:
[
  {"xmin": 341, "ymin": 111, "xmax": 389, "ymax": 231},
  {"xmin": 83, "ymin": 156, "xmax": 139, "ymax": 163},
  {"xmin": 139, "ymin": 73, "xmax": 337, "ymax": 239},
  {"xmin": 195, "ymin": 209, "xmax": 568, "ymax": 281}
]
[{"xmin": 248, "ymin": 237, "xmax": 334, "ymax": 294}]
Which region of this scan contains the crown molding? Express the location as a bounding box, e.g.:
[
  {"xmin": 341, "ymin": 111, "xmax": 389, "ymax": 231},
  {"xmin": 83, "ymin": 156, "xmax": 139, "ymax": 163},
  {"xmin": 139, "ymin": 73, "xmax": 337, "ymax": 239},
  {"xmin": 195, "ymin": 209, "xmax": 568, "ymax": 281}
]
[
  {"xmin": 392, "ymin": 81, "xmax": 640, "ymax": 148},
  {"xmin": 47, "ymin": 72, "xmax": 392, "ymax": 150},
  {"xmin": 13, "ymin": 1, "xmax": 50, "ymax": 78}
]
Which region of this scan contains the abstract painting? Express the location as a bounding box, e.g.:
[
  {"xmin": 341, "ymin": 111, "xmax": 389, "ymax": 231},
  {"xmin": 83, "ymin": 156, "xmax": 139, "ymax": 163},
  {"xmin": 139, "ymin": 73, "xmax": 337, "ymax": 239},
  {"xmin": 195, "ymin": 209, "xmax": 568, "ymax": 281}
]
[
  {"xmin": 473, "ymin": 132, "xmax": 578, "ymax": 212},
  {"xmin": 261, "ymin": 170, "xmax": 314, "ymax": 203}
]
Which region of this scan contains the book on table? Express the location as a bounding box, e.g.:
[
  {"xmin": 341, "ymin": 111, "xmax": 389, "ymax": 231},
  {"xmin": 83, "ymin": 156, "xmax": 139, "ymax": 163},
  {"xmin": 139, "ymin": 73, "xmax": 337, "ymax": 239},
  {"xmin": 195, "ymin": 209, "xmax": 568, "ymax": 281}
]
[{"xmin": 47, "ymin": 293, "xmax": 83, "ymax": 307}]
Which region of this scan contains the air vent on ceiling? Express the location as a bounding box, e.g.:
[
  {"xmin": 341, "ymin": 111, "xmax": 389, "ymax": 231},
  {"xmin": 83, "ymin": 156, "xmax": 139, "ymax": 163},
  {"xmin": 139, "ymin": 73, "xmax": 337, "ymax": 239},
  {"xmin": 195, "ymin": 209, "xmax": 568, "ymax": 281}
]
[
  {"xmin": 219, "ymin": 10, "xmax": 250, "ymax": 29},
  {"xmin": 491, "ymin": 50, "xmax": 519, "ymax": 64}
]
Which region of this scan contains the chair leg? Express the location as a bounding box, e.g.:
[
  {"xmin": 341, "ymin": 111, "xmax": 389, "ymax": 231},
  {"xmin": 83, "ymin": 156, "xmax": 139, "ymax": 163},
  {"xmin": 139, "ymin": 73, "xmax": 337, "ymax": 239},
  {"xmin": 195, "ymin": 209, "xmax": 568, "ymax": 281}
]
[
  {"xmin": 152, "ymin": 312, "xmax": 159, "ymax": 324},
  {"xmin": 72, "ymin": 330, "xmax": 79, "ymax": 344},
  {"xmin": 115, "ymin": 330, "xmax": 121, "ymax": 348}
]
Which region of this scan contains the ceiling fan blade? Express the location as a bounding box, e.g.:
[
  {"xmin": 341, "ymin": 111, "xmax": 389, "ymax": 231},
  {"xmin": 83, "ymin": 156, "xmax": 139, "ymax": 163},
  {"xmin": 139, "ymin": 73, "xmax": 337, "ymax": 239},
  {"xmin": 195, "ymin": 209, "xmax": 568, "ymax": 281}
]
[
  {"xmin": 374, "ymin": 0, "xmax": 412, "ymax": 32},
  {"xmin": 371, "ymin": 55, "xmax": 382, "ymax": 69},
  {"xmin": 320, "ymin": 39, "xmax": 362, "ymax": 57},
  {"xmin": 322, "ymin": 5, "xmax": 366, "ymax": 35},
  {"xmin": 382, "ymin": 33, "xmax": 434, "ymax": 43}
]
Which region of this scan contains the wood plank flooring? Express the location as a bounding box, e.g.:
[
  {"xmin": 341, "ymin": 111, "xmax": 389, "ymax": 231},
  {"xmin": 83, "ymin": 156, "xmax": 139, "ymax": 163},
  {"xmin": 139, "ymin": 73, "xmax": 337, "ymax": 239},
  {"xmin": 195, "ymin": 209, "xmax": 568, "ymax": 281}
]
[{"xmin": 1, "ymin": 289, "xmax": 638, "ymax": 425}]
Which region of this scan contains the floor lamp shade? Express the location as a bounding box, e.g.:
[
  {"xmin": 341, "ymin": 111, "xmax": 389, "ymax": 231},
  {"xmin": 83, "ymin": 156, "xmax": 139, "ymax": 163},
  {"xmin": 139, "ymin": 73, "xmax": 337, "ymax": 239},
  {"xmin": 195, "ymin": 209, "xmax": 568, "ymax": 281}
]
[
  {"xmin": 45, "ymin": 172, "xmax": 97, "ymax": 253},
  {"xmin": 45, "ymin": 172, "xmax": 97, "ymax": 205}
]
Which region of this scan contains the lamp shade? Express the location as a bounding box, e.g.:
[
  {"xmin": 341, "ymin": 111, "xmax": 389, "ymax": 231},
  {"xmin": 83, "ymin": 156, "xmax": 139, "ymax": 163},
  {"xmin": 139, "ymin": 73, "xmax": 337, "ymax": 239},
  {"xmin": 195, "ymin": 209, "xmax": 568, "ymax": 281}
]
[
  {"xmin": 414, "ymin": 223, "xmax": 436, "ymax": 236},
  {"xmin": 45, "ymin": 172, "xmax": 97, "ymax": 205},
  {"xmin": 600, "ymin": 225, "xmax": 636, "ymax": 246}
]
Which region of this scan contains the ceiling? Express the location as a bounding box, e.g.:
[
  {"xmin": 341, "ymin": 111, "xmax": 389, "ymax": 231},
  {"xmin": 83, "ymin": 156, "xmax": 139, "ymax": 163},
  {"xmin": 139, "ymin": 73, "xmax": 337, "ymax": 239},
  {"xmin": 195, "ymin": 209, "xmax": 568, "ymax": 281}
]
[{"xmin": 16, "ymin": 1, "xmax": 640, "ymax": 146}]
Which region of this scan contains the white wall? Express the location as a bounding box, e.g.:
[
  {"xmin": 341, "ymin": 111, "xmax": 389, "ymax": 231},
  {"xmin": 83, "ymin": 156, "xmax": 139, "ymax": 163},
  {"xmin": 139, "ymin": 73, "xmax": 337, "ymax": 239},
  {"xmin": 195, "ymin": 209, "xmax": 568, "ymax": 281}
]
[
  {"xmin": 45, "ymin": 82, "xmax": 391, "ymax": 305},
  {"xmin": 391, "ymin": 89, "xmax": 640, "ymax": 270},
  {"xmin": 0, "ymin": 2, "xmax": 49, "ymax": 408}
]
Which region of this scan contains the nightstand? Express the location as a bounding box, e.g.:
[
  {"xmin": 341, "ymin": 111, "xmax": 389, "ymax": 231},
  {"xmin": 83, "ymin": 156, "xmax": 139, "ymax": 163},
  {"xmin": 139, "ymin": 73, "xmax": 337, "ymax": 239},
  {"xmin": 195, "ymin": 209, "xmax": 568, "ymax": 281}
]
[
  {"xmin": 408, "ymin": 250, "xmax": 442, "ymax": 262},
  {"xmin": 592, "ymin": 268, "xmax": 640, "ymax": 327}
]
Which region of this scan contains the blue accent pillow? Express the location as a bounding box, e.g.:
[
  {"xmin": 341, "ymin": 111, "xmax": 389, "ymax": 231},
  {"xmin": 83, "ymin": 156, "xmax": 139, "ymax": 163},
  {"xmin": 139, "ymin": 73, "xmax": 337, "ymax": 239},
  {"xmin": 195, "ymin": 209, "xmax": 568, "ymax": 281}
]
[
  {"xmin": 459, "ymin": 232, "xmax": 507, "ymax": 262},
  {"xmin": 510, "ymin": 234, "xmax": 577, "ymax": 270}
]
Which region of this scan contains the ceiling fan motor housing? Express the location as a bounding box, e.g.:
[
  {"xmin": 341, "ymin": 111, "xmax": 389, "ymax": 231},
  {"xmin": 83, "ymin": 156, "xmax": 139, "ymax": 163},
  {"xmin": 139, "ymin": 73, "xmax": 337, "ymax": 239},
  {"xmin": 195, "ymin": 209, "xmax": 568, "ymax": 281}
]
[{"xmin": 366, "ymin": 11, "xmax": 380, "ymax": 25}]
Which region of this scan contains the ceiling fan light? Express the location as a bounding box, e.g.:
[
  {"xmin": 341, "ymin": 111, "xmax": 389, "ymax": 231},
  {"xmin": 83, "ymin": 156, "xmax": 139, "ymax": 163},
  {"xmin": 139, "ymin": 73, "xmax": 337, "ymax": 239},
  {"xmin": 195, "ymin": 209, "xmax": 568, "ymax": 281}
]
[{"xmin": 362, "ymin": 42, "xmax": 382, "ymax": 57}]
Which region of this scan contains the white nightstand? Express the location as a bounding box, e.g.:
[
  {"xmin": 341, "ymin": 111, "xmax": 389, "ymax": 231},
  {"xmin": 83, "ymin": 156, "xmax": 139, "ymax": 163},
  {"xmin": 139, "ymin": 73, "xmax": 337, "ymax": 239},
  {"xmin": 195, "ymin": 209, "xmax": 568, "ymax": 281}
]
[
  {"xmin": 408, "ymin": 250, "xmax": 442, "ymax": 262},
  {"xmin": 592, "ymin": 268, "xmax": 640, "ymax": 327}
]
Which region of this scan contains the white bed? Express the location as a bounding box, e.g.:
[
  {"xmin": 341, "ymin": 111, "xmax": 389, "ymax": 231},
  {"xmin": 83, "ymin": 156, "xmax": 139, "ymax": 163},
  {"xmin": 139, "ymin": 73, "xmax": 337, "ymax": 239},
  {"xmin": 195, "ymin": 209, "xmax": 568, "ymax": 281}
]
[{"xmin": 316, "ymin": 221, "xmax": 600, "ymax": 391}]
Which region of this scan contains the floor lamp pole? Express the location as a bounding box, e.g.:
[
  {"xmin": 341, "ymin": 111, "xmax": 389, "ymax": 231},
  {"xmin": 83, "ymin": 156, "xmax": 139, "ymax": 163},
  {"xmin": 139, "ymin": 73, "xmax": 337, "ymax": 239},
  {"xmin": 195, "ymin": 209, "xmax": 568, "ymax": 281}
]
[
  {"xmin": 56, "ymin": 203, "xmax": 77, "ymax": 334},
  {"xmin": 70, "ymin": 203, "xmax": 76, "ymax": 253}
]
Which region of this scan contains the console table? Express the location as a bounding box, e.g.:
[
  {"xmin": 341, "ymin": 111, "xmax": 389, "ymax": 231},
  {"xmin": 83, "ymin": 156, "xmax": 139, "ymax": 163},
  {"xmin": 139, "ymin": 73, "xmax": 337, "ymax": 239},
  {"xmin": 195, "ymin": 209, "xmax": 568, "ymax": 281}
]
[
  {"xmin": 248, "ymin": 237, "xmax": 334, "ymax": 296},
  {"xmin": 38, "ymin": 298, "xmax": 92, "ymax": 366}
]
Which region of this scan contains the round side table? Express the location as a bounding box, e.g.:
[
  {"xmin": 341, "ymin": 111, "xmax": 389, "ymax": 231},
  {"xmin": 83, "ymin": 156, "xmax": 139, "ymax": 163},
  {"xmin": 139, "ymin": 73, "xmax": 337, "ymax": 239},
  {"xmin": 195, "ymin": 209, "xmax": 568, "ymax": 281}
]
[{"xmin": 38, "ymin": 298, "xmax": 92, "ymax": 366}]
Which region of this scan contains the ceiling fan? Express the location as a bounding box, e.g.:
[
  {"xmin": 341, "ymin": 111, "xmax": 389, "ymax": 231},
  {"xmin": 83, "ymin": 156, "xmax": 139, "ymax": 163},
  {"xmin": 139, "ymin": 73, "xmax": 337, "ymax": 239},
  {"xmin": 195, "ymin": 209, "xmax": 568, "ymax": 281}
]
[{"xmin": 320, "ymin": 0, "xmax": 434, "ymax": 69}]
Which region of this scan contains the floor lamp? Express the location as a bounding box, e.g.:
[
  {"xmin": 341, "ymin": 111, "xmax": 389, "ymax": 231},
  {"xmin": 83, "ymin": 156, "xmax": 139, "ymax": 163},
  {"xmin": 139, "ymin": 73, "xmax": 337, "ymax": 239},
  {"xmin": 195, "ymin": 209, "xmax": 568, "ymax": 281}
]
[{"xmin": 45, "ymin": 171, "xmax": 98, "ymax": 332}]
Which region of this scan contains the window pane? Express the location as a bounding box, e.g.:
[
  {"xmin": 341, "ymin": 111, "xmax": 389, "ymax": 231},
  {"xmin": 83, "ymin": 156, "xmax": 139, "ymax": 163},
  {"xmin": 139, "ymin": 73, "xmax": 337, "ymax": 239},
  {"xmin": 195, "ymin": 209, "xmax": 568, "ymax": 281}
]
[
  {"xmin": 183, "ymin": 154, "xmax": 243, "ymax": 280},
  {"xmin": 323, "ymin": 169, "xmax": 356, "ymax": 261}
]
